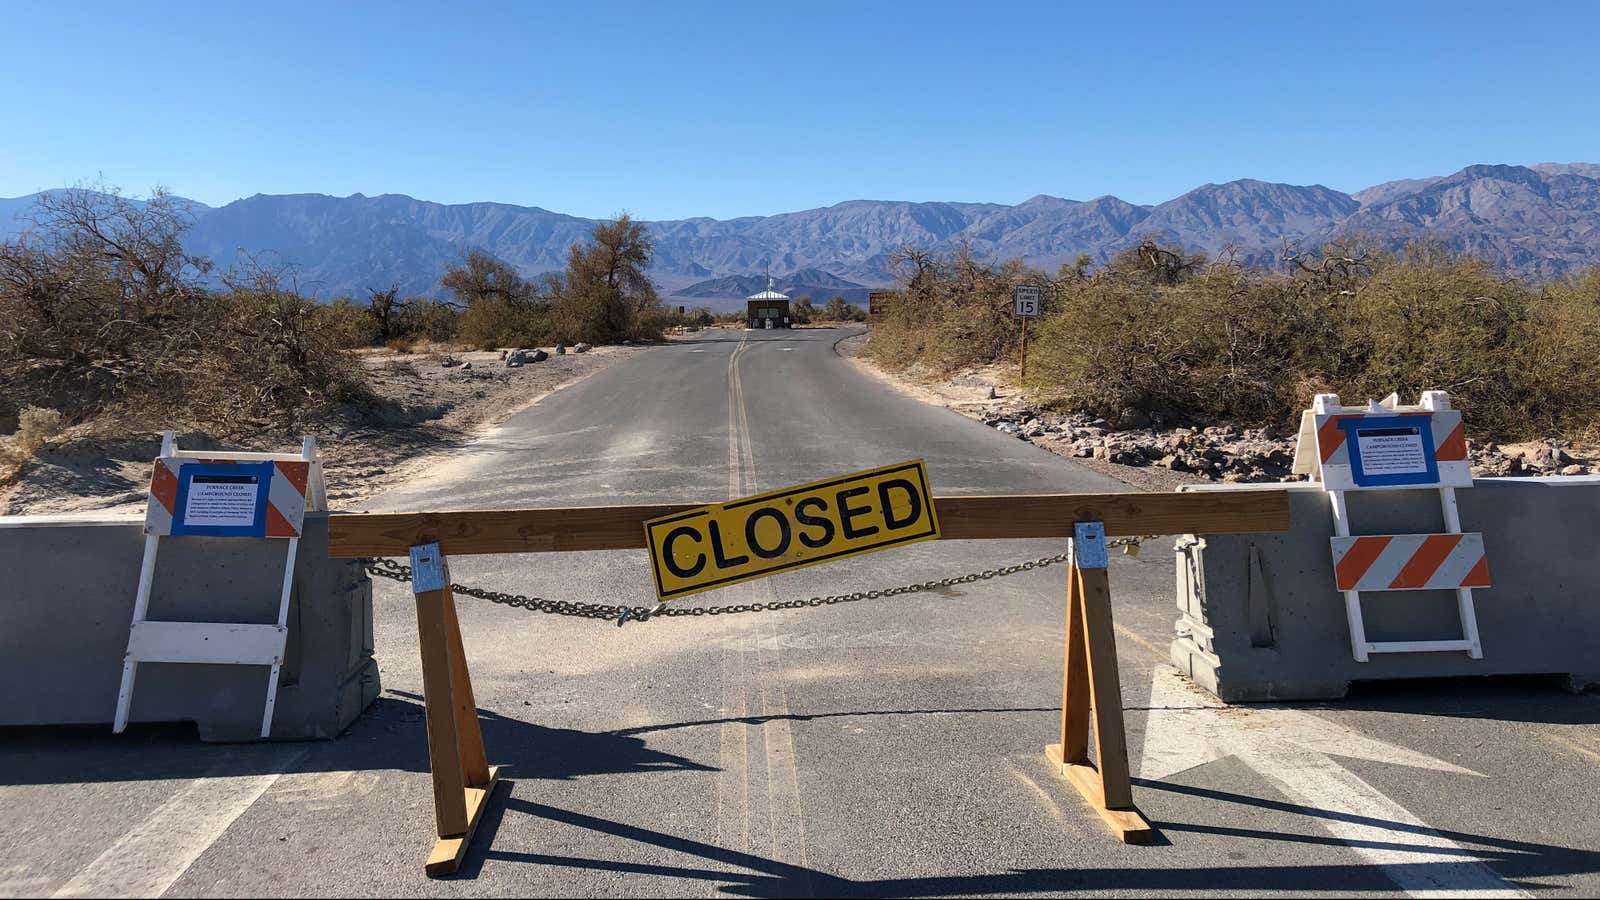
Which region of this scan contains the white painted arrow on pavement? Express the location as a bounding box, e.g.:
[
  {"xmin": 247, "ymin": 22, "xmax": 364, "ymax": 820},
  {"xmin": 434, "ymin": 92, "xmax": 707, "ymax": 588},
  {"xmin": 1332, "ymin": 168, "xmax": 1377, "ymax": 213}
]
[{"xmin": 1138, "ymin": 667, "xmax": 1527, "ymax": 898}]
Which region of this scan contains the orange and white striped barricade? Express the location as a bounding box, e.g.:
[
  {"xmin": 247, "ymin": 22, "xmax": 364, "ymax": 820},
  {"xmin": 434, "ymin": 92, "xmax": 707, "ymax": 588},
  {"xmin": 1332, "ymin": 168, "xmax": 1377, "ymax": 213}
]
[
  {"xmin": 1293, "ymin": 391, "xmax": 1489, "ymax": 661},
  {"xmin": 1331, "ymin": 533, "xmax": 1491, "ymax": 593},
  {"xmin": 113, "ymin": 431, "xmax": 327, "ymax": 738}
]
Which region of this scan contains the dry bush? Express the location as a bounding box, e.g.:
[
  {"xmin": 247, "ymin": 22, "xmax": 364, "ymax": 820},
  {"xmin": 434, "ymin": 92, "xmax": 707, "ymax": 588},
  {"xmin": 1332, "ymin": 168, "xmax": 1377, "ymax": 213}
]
[
  {"xmin": 1025, "ymin": 240, "xmax": 1212, "ymax": 421},
  {"xmin": 318, "ymin": 297, "xmax": 378, "ymax": 349},
  {"xmin": 0, "ymin": 185, "xmax": 211, "ymax": 423},
  {"xmin": 867, "ymin": 246, "xmax": 1035, "ymax": 375},
  {"xmin": 1340, "ymin": 243, "xmax": 1540, "ymax": 438},
  {"xmin": 173, "ymin": 262, "xmax": 369, "ymax": 428},
  {"xmin": 3, "ymin": 405, "xmax": 65, "ymax": 468},
  {"xmin": 547, "ymin": 214, "xmax": 664, "ymax": 344},
  {"xmin": 399, "ymin": 297, "xmax": 459, "ymax": 343},
  {"xmin": 0, "ymin": 186, "xmax": 371, "ymax": 437},
  {"xmin": 455, "ymin": 297, "xmax": 543, "ymax": 350},
  {"xmin": 15, "ymin": 405, "xmax": 64, "ymax": 450},
  {"xmin": 871, "ymin": 233, "xmax": 1600, "ymax": 442},
  {"xmin": 1516, "ymin": 267, "xmax": 1600, "ymax": 441}
]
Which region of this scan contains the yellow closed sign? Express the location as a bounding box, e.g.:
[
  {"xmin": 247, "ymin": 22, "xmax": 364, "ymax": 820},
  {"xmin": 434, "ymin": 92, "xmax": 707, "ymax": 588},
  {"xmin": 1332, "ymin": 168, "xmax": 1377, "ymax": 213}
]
[{"xmin": 644, "ymin": 460, "xmax": 941, "ymax": 600}]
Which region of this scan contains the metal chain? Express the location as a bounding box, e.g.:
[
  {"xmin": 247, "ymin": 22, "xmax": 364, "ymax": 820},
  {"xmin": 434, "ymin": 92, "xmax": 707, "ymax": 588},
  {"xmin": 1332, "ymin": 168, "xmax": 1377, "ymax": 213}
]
[{"xmin": 362, "ymin": 537, "xmax": 1149, "ymax": 627}]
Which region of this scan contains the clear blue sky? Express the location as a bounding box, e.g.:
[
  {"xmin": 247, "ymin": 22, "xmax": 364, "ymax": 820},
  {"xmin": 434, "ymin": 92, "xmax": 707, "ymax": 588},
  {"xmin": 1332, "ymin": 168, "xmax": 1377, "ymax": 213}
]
[{"xmin": 4, "ymin": 1, "xmax": 1597, "ymax": 219}]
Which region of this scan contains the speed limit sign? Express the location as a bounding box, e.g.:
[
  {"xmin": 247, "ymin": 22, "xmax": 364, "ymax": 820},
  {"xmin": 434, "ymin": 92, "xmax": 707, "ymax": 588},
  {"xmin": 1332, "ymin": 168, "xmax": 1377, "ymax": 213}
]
[{"xmin": 1014, "ymin": 285, "xmax": 1041, "ymax": 318}]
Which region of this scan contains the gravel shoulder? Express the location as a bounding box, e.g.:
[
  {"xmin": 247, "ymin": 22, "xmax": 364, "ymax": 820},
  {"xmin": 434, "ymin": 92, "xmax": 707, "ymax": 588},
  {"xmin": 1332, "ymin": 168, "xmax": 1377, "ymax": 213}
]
[
  {"xmin": 1, "ymin": 343, "xmax": 640, "ymax": 516},
  {"xmin": 838, "ymin": 333, "xmax": 1209, "ymax": 492},
  {"xmin": 839, "ymin": 332, "xmax": 1596, "ymax": 491}
]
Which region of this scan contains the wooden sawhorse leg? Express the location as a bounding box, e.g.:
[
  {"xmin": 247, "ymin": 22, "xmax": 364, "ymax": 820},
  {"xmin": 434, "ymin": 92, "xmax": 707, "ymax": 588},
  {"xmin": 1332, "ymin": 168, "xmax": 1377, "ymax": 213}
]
[
  {"xmin": 409, "ymin": 542, "xmax": 502, "ymax": 876},
  {"xmin": 1045, "ymin": 522, "xmax": 1155, "ymax": 844}
]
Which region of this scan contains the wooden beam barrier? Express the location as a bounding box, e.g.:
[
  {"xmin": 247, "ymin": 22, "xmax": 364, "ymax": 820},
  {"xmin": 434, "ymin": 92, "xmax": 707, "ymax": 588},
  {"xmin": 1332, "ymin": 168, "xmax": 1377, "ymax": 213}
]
[
  {"xmin": 328, "ymin": 489, "xmax": 1289, "ymax": 558},
  {"xmin": 344, "ymin": 489, "xmax": 1291, "ymax": 866}
]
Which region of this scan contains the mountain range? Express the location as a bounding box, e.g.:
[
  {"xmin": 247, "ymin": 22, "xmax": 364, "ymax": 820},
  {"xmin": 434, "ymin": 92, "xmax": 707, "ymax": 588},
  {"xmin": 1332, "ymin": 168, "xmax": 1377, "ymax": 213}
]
[
  {"xmin": 674, "ymin": 268, "xmax": 870, "ymax": 304},
  {"xmin": 2, "ymin": 162, "xmax": 1597, "ymax": 303}
]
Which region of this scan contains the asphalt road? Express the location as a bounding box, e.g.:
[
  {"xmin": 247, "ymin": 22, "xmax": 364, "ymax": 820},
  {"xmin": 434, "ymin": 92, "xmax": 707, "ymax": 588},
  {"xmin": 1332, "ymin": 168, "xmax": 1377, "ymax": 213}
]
[{"xmin": 5, "ymin": 326, "xmax": 1599, "ymax": 898}]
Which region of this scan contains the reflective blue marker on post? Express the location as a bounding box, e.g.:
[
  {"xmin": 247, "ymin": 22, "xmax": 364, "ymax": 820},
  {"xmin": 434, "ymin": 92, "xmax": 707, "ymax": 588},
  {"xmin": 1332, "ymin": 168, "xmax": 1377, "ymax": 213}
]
[
  {"xmin": 1073, "ymin": 521, "xmax": 1108, "ymax": 570},
  {"xmin": 409, "ymin": 542, "xmax": 448, "ymax": 593}
]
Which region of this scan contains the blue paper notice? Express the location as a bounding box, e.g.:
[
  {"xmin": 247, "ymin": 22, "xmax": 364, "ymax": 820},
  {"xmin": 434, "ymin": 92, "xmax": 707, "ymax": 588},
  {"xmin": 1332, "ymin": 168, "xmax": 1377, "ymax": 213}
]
[
  {"xmin": 1338, "ymin": 416, "xmax": 1440, "ymax": 488},
  {"xmin": 169, "ymin": 461, "xmax": 274, "ymax": 537}
]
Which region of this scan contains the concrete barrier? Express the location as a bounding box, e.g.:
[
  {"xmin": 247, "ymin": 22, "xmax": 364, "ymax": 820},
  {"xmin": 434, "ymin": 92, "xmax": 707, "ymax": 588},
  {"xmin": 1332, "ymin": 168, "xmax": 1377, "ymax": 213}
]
[
  {"xmin": 1171, "ymin": 477, "xmax": 1600, "ymax": 701},
  {"xmin": 0, "ymin": 512, "xmax": 378, "ymax": 740}
]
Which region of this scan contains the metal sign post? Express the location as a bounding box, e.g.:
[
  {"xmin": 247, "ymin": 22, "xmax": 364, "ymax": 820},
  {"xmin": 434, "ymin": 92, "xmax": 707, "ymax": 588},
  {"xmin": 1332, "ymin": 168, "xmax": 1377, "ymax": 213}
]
[{"xmin": 1014, "ymin": 285, "xmax": 1040, "ymax": 382}]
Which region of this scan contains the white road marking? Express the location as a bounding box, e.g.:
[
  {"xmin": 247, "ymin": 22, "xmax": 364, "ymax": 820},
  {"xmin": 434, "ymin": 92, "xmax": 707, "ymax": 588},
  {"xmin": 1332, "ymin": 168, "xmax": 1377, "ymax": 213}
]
[
  {"xmin": 1139, "ymin": 668, "xmax": 1526, "ymax": 897},
  {"xmin": 1139, "ymin": 669, "xmax": 1478, "ymax": 781},
  {"xmin": 53, "ymin": 747, "xmax": 306, "ymax": 899}
]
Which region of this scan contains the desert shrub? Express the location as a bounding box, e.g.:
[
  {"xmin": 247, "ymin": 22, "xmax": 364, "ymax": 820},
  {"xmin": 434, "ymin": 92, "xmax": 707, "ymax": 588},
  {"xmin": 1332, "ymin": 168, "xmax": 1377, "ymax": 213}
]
[
  {"xmin": 821, "ymin": 296, "xmax": 867, "ymax": 322},
  {"xmin": 5, "ymin": 406, "xmax": 65, "ymax": 462},
  {"xmin": 1025, "ymin": 243, "xmax": 1192, "ymax": 420},
  {"xmin": 871, "ymin": 234, "xmax": 1600, "ymax": 441},
  {"xmin": 0, "ymin": 186, "xmax": 211, "ymax": 422},
  {"xmin": 319, "ymin": 297, "xmax": 378, "ymax": 348},
  {"xmin": 0, "ymin": 187, "xmax": 371, "ymax": 434},
  {"xmin": 545, "ymin": 214, "xmax": 666, "ymax": 344},
  {"xmin": 1339, "ymin": 244, "xmax": 1539, "ymax": 438},
  {"xmin": 867, "ymin": 246, "xmax": 1035, "ymax": 374},
  {"xmin": 196, "ymin": 269, "xmax": 368, "ymax": 426},
  {"xmin": 442, "ymin": 251, "xmax": 550, "ymax": 349},
  {"xmin": 455, "ymin": 297, "xmax": 547, "ymax": 350},
  {"xmin": 398, "ymin": 297, "xmax": 459, "ymax": 342},
  {"xmin": 1516, "ymin": 267, "xmax": 1600, "ymax": 441}
]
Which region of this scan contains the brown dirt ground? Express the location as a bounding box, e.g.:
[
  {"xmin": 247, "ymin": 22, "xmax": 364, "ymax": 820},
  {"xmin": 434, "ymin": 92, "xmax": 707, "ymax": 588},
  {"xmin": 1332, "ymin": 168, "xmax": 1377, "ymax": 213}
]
[{"xmin": 1, "ymin": 343, "xmax": 639, "ymax": 516}]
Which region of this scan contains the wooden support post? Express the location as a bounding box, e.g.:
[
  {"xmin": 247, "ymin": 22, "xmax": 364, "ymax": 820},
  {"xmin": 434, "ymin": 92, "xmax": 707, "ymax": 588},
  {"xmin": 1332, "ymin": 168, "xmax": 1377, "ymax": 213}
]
[
  {"xmin": 1045, "ymin": 522, "xmax": 1154, "ymax": 844},
  {"xmin": 1057, "ymin": 547, "xmax": 1090, "ymax": 764},
  {"xmin": 409, "ymin": 543, "xmax": 501, "ymax": 877}
]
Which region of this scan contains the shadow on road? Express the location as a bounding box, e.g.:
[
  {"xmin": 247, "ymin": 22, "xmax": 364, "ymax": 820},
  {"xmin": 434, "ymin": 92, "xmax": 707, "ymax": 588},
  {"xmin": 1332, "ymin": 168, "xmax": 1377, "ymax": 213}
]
[
  {"xmin": 459, "ymin": 782, "xmax": 1600, "ymax": 895},
  {"xmin": 1330, "ymin": 675, "xmax": 1600, "ymax": 725},
  {"xmin": 0, "ymin": 694, "xmax": 712, "ymax": 786},
  {"xmin": 0, "ymin": 699, "xmax": 1068, "ymax": 787}
]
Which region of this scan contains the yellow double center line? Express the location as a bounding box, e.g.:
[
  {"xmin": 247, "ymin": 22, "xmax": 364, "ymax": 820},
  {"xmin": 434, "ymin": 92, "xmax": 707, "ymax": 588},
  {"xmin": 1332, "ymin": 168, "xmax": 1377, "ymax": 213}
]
[
  {"xmin": 727, "ymin": 330, "xmax": 757, "ymax": 498},
  {"xmin": 716, "ymin": 329, "xmax": 813, "ymax": 892}
]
